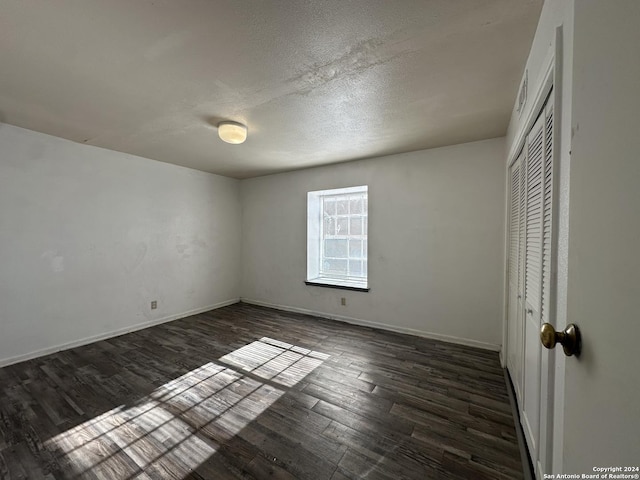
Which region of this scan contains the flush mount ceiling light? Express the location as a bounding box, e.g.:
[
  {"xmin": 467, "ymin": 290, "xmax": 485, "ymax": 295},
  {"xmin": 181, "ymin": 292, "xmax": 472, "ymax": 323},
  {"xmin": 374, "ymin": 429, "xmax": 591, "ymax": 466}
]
[{"xmin": 217, "ymin": 121, "xmax": 247, "ymax": 144}]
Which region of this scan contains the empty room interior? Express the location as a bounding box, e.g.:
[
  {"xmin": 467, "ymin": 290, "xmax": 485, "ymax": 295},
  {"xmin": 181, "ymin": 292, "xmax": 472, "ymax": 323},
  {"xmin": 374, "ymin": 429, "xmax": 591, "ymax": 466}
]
[{"xmin": 1, "ymin": 1, "xmax": 639, "ymax": 479}]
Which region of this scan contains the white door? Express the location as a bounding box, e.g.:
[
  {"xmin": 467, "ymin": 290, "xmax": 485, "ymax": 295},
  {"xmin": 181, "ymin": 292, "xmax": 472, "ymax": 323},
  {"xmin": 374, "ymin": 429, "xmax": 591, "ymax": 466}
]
[
  {"xmin": 507, "ymin": 153, "xmax": 525, "ymax": 405},
  {"xmin": 561, "ymin": 0, "xmax": 640, "ymax": 470},
  {"xmin": 507, "ymin": 97, "xmax": 555, "ymax": 476},
  {"xmin": 521, "ymin": 111, "xmax": 545, "ymax": 466}
]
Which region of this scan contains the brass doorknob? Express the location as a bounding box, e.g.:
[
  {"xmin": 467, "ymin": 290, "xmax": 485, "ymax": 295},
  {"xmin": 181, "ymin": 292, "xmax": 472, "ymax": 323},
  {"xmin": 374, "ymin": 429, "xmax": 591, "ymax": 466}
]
[{"xmin": 540, "ymin": 323, "xmax": 581, "ymax": 357}]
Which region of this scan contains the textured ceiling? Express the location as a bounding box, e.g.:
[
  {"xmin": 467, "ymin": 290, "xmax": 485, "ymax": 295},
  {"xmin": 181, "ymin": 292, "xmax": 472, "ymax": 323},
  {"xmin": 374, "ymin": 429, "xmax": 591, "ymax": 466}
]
[{"xmin": 0, "ymin": 0, "xmax": 542, "ymax": 178}]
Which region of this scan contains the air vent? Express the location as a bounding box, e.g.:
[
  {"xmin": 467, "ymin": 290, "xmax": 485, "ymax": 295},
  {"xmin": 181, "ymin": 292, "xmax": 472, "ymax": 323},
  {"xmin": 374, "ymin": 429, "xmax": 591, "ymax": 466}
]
[{"xmin": 517, "ymin": 70, "xmax": 528, "ymax": 116}]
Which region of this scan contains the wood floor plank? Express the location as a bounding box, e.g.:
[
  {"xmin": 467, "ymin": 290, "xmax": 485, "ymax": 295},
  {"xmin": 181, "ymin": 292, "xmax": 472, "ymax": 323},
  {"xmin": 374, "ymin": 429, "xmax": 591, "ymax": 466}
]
[{"xmin": 0, "ymin": 302, "xmax": 523, "ymax": 479}]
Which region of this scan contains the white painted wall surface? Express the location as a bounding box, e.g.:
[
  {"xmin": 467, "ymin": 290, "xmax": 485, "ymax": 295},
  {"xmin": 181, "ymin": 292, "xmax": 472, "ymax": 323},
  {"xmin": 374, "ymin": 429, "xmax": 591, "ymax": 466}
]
[
  {"xmin": 241, "ymin": 138, "xmax": 506, "ymax": 349},
  {"xmin": 0, "ymin": 123, "xmax": 241, "ymax": 366},
  {"xmin": 563, "ymin": 0, "xmax": 640, "ymax": 471},
  {"xmin": 505, "ymin": 0, "xmax": 574, "ymax": 473}
]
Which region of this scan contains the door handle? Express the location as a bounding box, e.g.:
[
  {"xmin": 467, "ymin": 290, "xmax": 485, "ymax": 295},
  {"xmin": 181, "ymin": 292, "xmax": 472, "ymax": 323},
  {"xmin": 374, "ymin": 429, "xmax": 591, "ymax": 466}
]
[{"xmin": 540, "ymin": 323, "xmax": 581, "ymax": 357}]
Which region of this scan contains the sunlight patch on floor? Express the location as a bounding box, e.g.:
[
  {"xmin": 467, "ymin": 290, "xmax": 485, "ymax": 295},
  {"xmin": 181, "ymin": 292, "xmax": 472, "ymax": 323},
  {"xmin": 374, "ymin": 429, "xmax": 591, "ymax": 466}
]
[
  {"xmin": 45, "ymin": 337, "xmax": 328, "ymax": 479},
  {"xmin": 220, "ymin": 337, "xmax": 330, "ymax": 387}
]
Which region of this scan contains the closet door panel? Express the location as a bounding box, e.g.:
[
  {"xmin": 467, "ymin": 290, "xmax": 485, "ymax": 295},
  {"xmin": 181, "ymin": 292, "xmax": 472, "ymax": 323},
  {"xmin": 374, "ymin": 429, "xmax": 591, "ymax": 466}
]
[
  {"xmin": 521, "ymin": 114, "xmax": 545, "ymax": 461},
  {"xmin": 507, "ymin": 154, "xmax": 524, "ymax": 402},
  {"xmin": 507, "ymin": 94, "xmax": 555, "ymax": 476}
]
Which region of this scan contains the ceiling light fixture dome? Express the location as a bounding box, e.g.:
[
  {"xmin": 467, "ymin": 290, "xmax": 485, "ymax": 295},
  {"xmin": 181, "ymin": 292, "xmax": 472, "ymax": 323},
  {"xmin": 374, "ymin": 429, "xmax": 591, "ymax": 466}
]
[{"xmin": 218, "ymin": 121, "xmax": 247, "ymax": 144}]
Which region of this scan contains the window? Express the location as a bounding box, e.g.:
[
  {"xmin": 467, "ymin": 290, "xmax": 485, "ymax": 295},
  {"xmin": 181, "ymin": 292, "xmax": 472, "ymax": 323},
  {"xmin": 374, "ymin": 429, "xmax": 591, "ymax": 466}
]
[{"xmin": 306, "ymin": 186, "xmax": 368, "ymax": 291}]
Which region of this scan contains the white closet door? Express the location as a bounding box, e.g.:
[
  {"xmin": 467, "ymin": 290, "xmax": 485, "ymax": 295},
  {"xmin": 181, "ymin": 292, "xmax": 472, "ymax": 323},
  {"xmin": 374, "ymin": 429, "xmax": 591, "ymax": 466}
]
[
  {"xmin": 507, "ymin": 93, "xmax": 555, "ymax": 475},
  {"xmin": 537, "ymin": 100, "xmax": 556, "ymax": 474},
  {"xmin": 541, "ymin": 103, "xmax": 555, "ymax": 328},
  {"xmin": 521, "ymin": 111, "xmax": 546, "ymax": 465},
  {"xmin": 516, "ymin": 148, "xmax": 527, "ymax": 402},
  {"xmin": 507, "ymin": 153, "xmax": 525, "ymax": 403}
]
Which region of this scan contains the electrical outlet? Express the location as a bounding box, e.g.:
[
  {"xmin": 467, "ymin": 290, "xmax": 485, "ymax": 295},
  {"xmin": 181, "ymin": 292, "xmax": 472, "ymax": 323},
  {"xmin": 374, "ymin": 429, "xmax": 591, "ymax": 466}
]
[
  {"xmin": 151, "ymin": 300, "xmax": 157, "ymax": 310},
  {"xmin": 341, "ymin": 297, "xmax": 346, "ymax": 306}
]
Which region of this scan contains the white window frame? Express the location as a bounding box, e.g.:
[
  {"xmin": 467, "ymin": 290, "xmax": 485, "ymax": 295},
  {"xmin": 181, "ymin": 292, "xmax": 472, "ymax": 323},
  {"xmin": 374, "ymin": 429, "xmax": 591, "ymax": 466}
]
[{"xmin": 306, "ymin": 185, "xmax": 369, "ymax": 291}]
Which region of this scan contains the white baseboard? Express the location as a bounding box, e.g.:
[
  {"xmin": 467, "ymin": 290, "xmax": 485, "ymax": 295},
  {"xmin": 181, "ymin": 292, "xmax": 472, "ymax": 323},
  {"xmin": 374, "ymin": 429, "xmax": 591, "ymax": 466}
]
[
  {"xmin": 241, "ymin": 298, "xmax": 500, "ymax": 352},
  {"xmin": 0, "ymin": 298, "xmax": 240, "ymax": 368}
]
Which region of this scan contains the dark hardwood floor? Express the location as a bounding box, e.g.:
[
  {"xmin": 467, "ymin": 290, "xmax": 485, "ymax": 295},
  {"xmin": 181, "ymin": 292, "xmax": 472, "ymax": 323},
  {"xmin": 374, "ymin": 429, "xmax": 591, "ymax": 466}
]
[{"xmin": 0, "ymin": 302, "xmax": 523, "ymax": 479}]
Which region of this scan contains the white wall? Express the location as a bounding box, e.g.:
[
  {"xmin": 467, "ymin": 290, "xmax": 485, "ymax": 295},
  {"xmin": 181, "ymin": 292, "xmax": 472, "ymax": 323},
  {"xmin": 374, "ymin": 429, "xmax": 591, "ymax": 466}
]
[
  {"xmin": 0, "ymin": 123, "xmax": 241, "ymax": 366},
  {"xmin": 563, "ymin": 0, "xmax": 640, "ymax": 471},
  {"xmin": 241, "ymin": 138, "xmax": 506, "ymax": 349}
]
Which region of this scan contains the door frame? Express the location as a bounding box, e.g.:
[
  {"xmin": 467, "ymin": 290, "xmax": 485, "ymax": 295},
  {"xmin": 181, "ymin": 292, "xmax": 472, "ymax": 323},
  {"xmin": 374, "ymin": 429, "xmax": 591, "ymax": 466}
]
[{"xmin": 503, "ymin": 25, "xmax": 564, "ymax": 478}]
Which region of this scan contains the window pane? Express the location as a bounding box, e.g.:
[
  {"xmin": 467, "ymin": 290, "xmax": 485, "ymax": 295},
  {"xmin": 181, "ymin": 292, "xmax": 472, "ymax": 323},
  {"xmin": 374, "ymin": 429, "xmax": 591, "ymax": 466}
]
[
  {"xmin": 349, "ymin": 239, "xmax": 362, "ymax": 258},
  {"xmin": 324, "ymin": 199, "xmax": 336, "ymax": 215},
  {"xmin": 337, "ymin": 199, "xmax": 349, "ymax": 215},
  {"xmin": 336, "ymin": 217, "xmax": 348, "ymax": 235},
  {"xmin": 325, "ymin": 239, "xmax": 347, "ymax": 257},
  {"xmin": 363, "ymin": 239, "xmax": 368, "ymax": 259},
  {"xmin": 350, "ymin": 197, "xmax": 362, "ymax": 214},
  {"xmin": 323, "ymin": 215, "xmax": 334, "ymax": 235},
  {"xmin": 350, "ymin": 217, "xmax": 363, "ymax": 235},
  {"xmin": 323, "ymin": 259, "xmax": 347, "ymax": 274},
  {"xmin": 349, "ymin": 260, "xmax": 363, "ymax": 276},
  {"xmin": 363, "ymin": 197, "xmax": 368, "ymax": 214},
  {"xmin": 363, "ymin": 260, "xmax": 368, "ymax": 275}
]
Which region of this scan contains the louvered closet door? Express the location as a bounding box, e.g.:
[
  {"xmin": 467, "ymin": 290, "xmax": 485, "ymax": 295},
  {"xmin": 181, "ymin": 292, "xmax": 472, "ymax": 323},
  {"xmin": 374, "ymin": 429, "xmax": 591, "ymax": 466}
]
[
  {"xmin": 507, "ymin": 153, "xmax": 525, "ymax": 404},
  {"xmin": 541, "ymin": 102, "xmax": 554, "ymax": 334},
  {"xmin": 520, "ymin": 98, "xmax": 554, "ymax": 468},
  {"xmin": 516, "ymin": 148, "xmax": 527, "ymax": 401}
]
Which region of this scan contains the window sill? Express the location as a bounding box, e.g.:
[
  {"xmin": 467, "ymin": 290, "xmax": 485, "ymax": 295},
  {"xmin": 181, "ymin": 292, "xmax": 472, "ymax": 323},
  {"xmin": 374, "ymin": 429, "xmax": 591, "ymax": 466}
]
[{"xmin": 304, "ymin": 279, "xmax": 369, "ymax": 292}]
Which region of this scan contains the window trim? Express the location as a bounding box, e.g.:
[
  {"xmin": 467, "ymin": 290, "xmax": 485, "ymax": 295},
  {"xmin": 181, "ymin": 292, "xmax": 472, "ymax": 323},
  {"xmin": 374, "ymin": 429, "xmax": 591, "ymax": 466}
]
[
  {"xmin": 306, "ymin": 185, "xmax": 369, "ymax": 291},
  {"xmin": 304, "ymin": 280, "xmax": 370, "ymax": 292}
]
